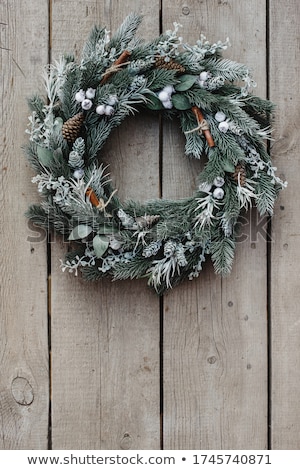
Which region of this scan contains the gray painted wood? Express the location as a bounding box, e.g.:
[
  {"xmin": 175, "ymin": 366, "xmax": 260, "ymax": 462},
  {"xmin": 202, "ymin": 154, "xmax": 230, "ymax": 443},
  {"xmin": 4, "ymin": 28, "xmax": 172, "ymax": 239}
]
[
  {"xmin": 1, "ymin": 0, "xmax": 299, "ymax": 450},
  {"xmin": 269, "ymin": 0, "xmax": 300, "ymax": 450},
  {"xmin": 0, "ymin": 0, "xmax": 49, "ymax": 450}
]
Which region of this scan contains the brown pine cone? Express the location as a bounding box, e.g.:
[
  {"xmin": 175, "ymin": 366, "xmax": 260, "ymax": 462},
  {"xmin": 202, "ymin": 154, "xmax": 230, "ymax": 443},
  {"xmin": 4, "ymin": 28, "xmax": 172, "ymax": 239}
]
[
  {"xmin": 155, "ymin": 56, "xmax": 186, "ymax": 73},
  {"xmin": 62, "ymin": 113, "xmax": 84, "ymax": 143},
  {"xmin": 233, "ymin": 163, "xmax": 246, "ymax": 186}
]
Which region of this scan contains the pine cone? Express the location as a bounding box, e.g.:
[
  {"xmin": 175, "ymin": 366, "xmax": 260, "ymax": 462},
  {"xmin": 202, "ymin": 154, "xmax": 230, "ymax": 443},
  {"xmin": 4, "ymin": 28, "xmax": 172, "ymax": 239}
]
[
  {"xmin": 233, "ymin": 163, "xmax": 246, "ymax": 186},
  {"xmin": 155, "ymin": 56, "xmax": 186, "ymax": 73},
  {"xmin": 62, "ymin": 113, "xmax": 84, "ymax": 143},
  {"xmin": 135, "ymin": 214, "xmax": 160, "ymax": 229}
]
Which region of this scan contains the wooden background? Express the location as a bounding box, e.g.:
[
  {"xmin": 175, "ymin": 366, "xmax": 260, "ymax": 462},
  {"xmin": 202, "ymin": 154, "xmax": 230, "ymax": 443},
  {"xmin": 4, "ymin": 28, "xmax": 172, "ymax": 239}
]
[{"xmin": 0, "ymin": 0, "xmax": 299, "ymax": 450}]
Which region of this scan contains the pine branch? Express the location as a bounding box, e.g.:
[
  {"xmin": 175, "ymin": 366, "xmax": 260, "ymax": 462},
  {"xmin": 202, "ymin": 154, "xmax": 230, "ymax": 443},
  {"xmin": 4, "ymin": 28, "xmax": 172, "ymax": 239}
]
[
  {"xmin": 214, "ymin": 96, "xmax": 261, "ymax": 135},
  {"xmin": 80, "ymin": 60, "xmax": 105, "ymax": 89},
  {"xmin": 59, "ymin": 66, "xmax": 82, "ymax": 119},
  {"xmin": 86, "ymin": 119, "xmax": 114, "ymax": 161},
  {"xmin": 210, "ymin": 234, "xmax": 236, "ymax": 275},
  {"xmin": 109, "ymin": 13, "xmax": 143, "ymax": 53},
  {"xmin": 185, "ymin": 88, "xmax": 219, "ymax": 110},
  {"xmin": 222, "ymin": 179, "xmax": 240, "ymax": 218},
  {"xmin": 209, "ymin": 121, "xmax": 246, "ymax": 164},
  {"xmin": 27, "ymin": 95, "xmax": 46, "ymax": 121},
  {"xmin": 179, "ymin": 112, "xmax": 205, "ymax": 158},
  {"xmin": 201, "ymin": 57, "xmax": 250, "ymax": 82},
  {"xmin": 23, "ymin": 143, "xmax": 45, "ymax": 173},
  {"xmin": 145, "ymin": 68, "xmax": 179, "ymax": 91},
  {"xmin": 112, "ymin": 255, "xmax": 151, "ymax": 280},
  {"xmin": 25, "ymin": 204, "xmax": 49, "ymax": 228},
  {"xmin": 81, "ymin": 26, "xmax": 108, "ymax": 62},
  {"xmin": 255, "ymin": 172, "xmax": 277, "ymax": 216}
]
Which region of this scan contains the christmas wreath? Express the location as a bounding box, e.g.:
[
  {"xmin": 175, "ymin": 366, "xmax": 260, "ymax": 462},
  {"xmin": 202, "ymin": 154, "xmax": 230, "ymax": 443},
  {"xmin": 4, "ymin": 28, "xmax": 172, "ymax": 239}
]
[{"xmin": 25, "ymin": 14, "xmax": 286, "ymax": 294}]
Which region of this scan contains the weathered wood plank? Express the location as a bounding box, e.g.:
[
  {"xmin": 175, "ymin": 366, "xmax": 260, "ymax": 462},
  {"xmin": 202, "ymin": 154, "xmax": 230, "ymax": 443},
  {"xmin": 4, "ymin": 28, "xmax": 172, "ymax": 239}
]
[
  {"xmin": 50, "ymin": 0, "xmax": 161, "ymax": 449},
  {"xmin": 162, "ymin": 0, "xmax": 268, "ymax": 449},
  {"xmin": 0, "ymin": 0, "xmax": 49, "ymax": 449},
  {"xmin": 269, "ymin": 0, "xmax": 300, "ymax": 450}
]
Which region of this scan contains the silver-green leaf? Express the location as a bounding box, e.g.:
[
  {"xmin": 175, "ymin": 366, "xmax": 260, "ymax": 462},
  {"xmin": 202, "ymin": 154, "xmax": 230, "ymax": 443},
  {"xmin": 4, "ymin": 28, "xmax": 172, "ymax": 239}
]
[
  {"xmin": 53, "ymin": 117, "xmax": 64, "ymax": 133},
  {"xmin": 37, "ymin": 145, "xmax": 53, "ymax": 167},
  {"xmin": 93, "ymin": 234, "xmax": 109, "ymax": 258},
  {"xmin": 68, "ymin": 225, "xmax": 93, "ymax": 240},
  {"xmin": 222, "ymin": 161, "xmax": 236, "ymax": 173},
  {"xmin": 172, "ymin": 93, "xmax": 191, "ymax": 110},
  {"xmin": 174, "ymin": 74, "xmax": 197, "ymax": 92},
  {"xmin": 145, "ymin": 94, "xmax": 163, "ymax": 110}
]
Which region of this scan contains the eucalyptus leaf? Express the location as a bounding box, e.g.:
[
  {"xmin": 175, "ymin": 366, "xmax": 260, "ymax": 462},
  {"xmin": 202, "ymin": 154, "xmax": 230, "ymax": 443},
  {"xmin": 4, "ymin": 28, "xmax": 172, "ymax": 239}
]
[
  {"xmin": 171, "ymin": 93, "xmax": 191, "ymax": 111},
  {"xmin": 68, "ymin": 224, "xmax": 93, "ymax": 240},
  {"xmin": 222, "ymin": 161, "xmax": 236, "ymax": 173},
  {"xmin": 37, "ymin": 145, "xmax": 53, "ymax": 167},
  {"xmin": 53, "ymin": 148, "xmax": 63, "ymax": 160},
  {"xmin": 93, "ymin": 234, "xmax": 109, "ymax": 258},
  {"xmin": 53, "ymin": 117, "xmax": 64, "ymax": 133},
  {"xmin": 174, "ymin": 74, "xmax": 197, "ymax": 92},
  {"xmin": 145, "ymin": 94, "xmax": 163, "ymax": 110}
]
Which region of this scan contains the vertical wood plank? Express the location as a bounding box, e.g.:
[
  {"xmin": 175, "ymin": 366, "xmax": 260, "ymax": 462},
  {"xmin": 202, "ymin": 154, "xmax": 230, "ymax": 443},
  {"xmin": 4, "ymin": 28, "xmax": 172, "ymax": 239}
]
[
  {"xmin": 162, "ymin": 0, "xmax": 268, "ymax": 449},
  {"xmin": 0, "ymin": 0, "xmax": 49, "ymax": 449},
  {"xmin": 50, "ymin": 0, "xmax": 161, "ymax": 449},
  {"xmin": 269, "ymin": 0, "xmax": 300, "ymax": 450}
]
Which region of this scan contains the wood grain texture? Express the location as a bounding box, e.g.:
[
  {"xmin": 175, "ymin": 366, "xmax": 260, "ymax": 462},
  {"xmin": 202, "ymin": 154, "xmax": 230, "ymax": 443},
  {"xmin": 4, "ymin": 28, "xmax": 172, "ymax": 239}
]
[
  {"xmin": 0, "ymin": 0, "xmax": 49, "ymax": 449},
  {"xmin": 162, "ymin": 0, "xmax": 268, "ymax": 449},
  {"xmin": 269, "ymin": 0, "xmax": 300, "ymax": 450},
  {"xmin": 2, "ymin": 0, "xmax": 299, "ymax": 451},
  {"xmin": 50, "ymin": 0, "xmax": 161, "ymax": 449}
]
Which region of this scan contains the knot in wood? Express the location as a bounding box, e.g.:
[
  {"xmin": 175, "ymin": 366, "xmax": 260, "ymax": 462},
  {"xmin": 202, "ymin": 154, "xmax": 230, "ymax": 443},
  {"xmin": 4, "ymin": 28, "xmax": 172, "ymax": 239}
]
[
  {"xmin": 11, "ymin": 377, "xmax": 34, "ymax": 406},
  {"xmin": 207, "ymin": 356, "xmax": 217, "ymax": 364},
  {"xmin": 120, "ymin": 432, "xmax": 133, "ymax": 450},
  {"xmin": 182, "ymin": 5, "xmax": 190, "ymax": 15}
]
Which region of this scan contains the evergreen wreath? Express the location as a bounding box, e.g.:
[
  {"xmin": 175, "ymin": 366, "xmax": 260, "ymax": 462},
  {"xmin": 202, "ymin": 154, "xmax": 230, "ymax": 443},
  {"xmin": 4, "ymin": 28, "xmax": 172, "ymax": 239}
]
[{"xmin": 25, "ymin": 14, "xmax": 286, "ymax": 294}]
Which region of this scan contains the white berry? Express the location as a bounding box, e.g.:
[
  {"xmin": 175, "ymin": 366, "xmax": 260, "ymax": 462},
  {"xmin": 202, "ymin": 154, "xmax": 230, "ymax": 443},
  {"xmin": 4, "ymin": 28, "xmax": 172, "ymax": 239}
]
[
  {"xmin": 81, "ymin": 99, "xmax": 93, "ymax": 111},
  {"xmin": 213, "ymin": 176, "xmax": 225, "ymax": 187},
  {"xmin": 158, "ymin": 90, "xmax": 170, "ymax": 102},
  {"xmin": 109, "ymin": 237, "xmax": 122, "ymax": 250},
  {"xmin": 73, "ymin": 169, "xmax": 85, "ymax": 179},
  {"xmin": 215, "ymin": 111, "xmax": 227, "ymax": 122},
  {"xmin": 75, "ymin": 89, "xmax": 85, "ymax": 103},
  {"xmin": 85, "ymin": 87, "xmax": 96, "ymax": 99},
  {"xmin": 218, "ymin": 121, "xmax": 229, "ymax": 133},
  {"xmin": 107, "ymin": 95, "xmax": 118, "ymax": 106},
  {"xmin": 213, "ymin": 187, "xmax": 225, "ymax": 199},
  {"xmin": 163, "ymin": 85, "xmax": 174, "ymax": 96},
  {"xmin": 199, "ymin": 71, "xmax": 210, "ymax": 81},
  {"xmin": 96, "ymin": 104, "xmax": 106, "ymax": 115},
  {"xmin": 198, "ymin": 182, "xmax": 212, "ymax": 193},
  {"xmin": 162, "ymin": 99, "xmax": 173, "ymax": 109},
  {"xmin": 104, "ymin": 105, "xmax": 114, "ymax": 116}
]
